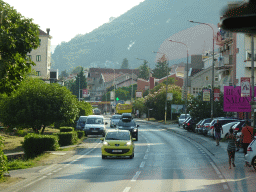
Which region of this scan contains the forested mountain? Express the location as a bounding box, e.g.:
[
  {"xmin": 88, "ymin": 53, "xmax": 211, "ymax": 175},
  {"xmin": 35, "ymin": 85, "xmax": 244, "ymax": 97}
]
[{"xmin": 51, "ymin": 0, "xmax": 240, "ymax": 73}]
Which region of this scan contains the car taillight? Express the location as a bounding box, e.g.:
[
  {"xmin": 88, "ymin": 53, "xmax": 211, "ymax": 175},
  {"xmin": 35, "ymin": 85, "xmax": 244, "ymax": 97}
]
[
  {"xmin": 210, "ymin": 126, "xmax": 214, "ymax": 129},
  {"xmin": 247, "ymin": 147, "xmax": 253, "ymax": 152},
  {"xmin": 234, "ymin": 128, "xmax": 239, "ymax": 131},
  {"xmin": 187, "ymin": 123, "xmax": 190, "ymax": 126}
]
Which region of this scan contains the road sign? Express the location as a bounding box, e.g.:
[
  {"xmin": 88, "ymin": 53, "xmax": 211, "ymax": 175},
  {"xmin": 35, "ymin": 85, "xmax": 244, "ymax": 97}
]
[
  {"xmin": 110, "ymin": 91, "xmax": 115, "ymax": 100},
  {"xmin": 167, "ymin": 93, "xmax": 173, "ymax": 101}
]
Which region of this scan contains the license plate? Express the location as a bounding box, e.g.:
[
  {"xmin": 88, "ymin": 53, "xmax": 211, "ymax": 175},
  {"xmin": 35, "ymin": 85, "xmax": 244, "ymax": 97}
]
[
  {"xmin": 112, "ymin": 150, "xmax": 122, "ymax": 152},
  {"xmin": 92, "ymin": 130, "xmax": 98, "ymax": 132}
]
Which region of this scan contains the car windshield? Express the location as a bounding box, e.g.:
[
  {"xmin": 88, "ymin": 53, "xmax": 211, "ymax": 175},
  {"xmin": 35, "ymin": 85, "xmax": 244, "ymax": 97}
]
[
  {"xmin": 86, "ymin": 118, "xmax": 103, "ymax": 124},
  {"xmin": 118, "ymin": 120, "xmax": 136, "ymax": 126},
  {"xmin": 112, "ymin": 115, "xmax": 122, "ymax": 119},
  {"xmin": 79, "ymin": 117, "xmax": 87, "ymax": 122},
  {"xmin": 105, "ymin": 132, "xmax": 130, "ymax": 140},
  {"xmin": 180, "ymin": 114, "xmax": 190, "ymax": 119}
]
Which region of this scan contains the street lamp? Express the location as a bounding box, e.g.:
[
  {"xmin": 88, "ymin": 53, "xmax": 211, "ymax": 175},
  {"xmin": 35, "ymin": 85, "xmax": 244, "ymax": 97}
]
[
  {"xmin": 78, "ymin": 76, "xmax": 80, "ymax": 101},
  {"xmin": 189, "ymin": 20, "xmax": 215, "ymax": 120},
  {"xmin": 153, "ymin": 51, "xmax": 169, "ymax": 124},
  {"xmin": 169, "ymin": 40, "xmax": 189, "ymax": 119}
]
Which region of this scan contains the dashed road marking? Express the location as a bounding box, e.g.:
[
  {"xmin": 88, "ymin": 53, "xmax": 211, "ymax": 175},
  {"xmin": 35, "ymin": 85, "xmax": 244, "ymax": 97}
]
[
  {"xmin": 123, "ymin": 187, "xmax": 131, "ymax": 192},
  {"xmin": 140, "ymin": 161, "xmax": 145, "ymax": 168},
  {"xmin": 144, "ymin": 154, "xmax": 148, "ymax": 159},
  {"xmin": 23, "ymin": 176, "xmax": 47, "ymax": 188},
  {"xmin": 131, "ymin": 171, "xmax": 141, "ymax": 182}
]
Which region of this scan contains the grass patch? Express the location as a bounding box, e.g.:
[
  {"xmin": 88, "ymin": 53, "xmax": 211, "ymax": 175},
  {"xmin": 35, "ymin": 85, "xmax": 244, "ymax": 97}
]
[{"xmin": 0, "ymin": 177, "xmax": 24, "ymax": 189}]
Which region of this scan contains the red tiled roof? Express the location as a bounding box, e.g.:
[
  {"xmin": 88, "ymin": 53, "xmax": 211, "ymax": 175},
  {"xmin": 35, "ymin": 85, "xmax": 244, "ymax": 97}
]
[
  {"xmin": 39, "ymin": 29, "xmax": 48, "ymax": 36},
  {"xmin": 101, "ymin": 73, "xmax": 123, "ymax": 83}
]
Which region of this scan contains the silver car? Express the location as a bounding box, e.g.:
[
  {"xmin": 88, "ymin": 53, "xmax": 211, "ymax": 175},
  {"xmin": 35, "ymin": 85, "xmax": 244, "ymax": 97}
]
[
  {"xmin": 178, "ymin": 114, "xmax": 190, "ymax": 127},
  {"xmin": 110, "ymin": 115, "xmax": 122, "ymax": 128}
]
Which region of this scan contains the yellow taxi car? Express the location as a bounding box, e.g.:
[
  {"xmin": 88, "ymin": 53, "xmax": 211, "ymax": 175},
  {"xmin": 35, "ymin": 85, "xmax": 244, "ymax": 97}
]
[{"xmin": 101, "ymin": 129, "xmax": 135, "ymax": 159}]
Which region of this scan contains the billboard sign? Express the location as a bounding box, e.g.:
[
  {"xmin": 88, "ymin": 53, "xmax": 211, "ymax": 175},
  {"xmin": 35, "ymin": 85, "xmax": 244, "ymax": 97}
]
[
  {"xmin": 224, "ymin": 86, "xmax": 255, "ymax": 112},
  {"xmin": 136, "ymin": 91, "xmax": 143, "ymax": 98},
  {"xmin": 214, "ymin": 88, "xmax": 220, "ymax": 101},
  {"xmin": 203, "ymin": 89, "xmax": 211, "ymax": 102},
  {"xmin": 82, "ymin": 89, "xmax": 89, "ymax": 97},
  {"xmin": 171, "ymin": 104, "xmax": 184, "ymax": 114},
  {"xmin": 241, "ymin": 77, "xmax": 250, "ymax": 97}
]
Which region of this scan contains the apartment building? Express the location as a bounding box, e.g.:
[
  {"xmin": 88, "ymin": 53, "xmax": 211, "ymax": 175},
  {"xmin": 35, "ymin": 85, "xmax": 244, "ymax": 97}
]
[{"xmin": 28, "ymin": 28, "xmax": 51, "ymax": 78}]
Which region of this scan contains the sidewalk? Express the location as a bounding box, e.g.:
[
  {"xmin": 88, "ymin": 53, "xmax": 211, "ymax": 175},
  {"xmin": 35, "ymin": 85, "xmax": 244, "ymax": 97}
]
[{"xmin": 137, "ymin": 119, "xmax": 256, "ymax": 192}]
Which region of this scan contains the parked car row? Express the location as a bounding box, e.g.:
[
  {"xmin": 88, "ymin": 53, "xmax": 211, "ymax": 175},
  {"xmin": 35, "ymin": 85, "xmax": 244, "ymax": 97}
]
[{"xmin": 180, "ymin": 116, "xmax": 247, "ymax": 139}]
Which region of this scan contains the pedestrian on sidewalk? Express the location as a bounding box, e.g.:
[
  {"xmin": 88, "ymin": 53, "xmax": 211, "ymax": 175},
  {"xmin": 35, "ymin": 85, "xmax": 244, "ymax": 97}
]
[
  {"xmin": 241, "ymin": 120, "xmax": 253, "ymax": 166},
  {"xmin": 225, "ymin": 128, "xmax": 236, "ymax": 169},
  {"xmin": 214, "ymin": 119, "xmax": 223, "ymax": 146}
]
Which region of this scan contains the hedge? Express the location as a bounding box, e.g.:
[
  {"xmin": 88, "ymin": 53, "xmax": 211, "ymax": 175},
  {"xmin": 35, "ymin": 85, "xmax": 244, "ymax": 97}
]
[
  {"xmin": 76, "ymin": 131, "xmax": 85, "ymax": 139},
  {"xmin": 60, "ymin": 127, "xmax": 74, "ymax": 132},
  {"xmin": 0, "ymin": 136, "xmax": 8, "ymax": 179},
  {"xmin": 23, "ymin": 134, "xmax": 59, "ymax": 159},
  {"xmin": 56, "ymin": 132, "xmax": 78, "ymax": 146}
]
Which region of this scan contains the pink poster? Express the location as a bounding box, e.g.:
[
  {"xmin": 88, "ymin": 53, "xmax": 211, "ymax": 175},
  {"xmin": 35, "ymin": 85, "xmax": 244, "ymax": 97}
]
[{"xmin": 224, "ymin": 86, "xmax": 256, "ymax": 112}]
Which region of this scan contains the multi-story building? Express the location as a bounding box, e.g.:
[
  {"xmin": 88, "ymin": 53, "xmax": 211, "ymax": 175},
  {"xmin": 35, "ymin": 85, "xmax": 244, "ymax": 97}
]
[{"xmin": 28, "ymin": 28, "xmax": 51, "ymax": 78}]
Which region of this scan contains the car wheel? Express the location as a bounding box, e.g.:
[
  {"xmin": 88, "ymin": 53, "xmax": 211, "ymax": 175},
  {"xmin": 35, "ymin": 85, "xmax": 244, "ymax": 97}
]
[
  {"xmin": 102, "ymin": 155, "xmax": 106, "ymax": 159},
  {"xmin": 136, "ymin": 136, "xmax": 138, "ymax": 141},
  {"xmin": 130, "ymin": 153, "xmax": 134, "ymax": 159},
  {"xmin": 252, "ymin": 157, "xmax": 256, "ymax": 170}
]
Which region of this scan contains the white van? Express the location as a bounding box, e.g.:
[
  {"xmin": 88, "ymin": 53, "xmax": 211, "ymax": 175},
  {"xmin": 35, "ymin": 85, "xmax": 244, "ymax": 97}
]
[{"xmin": 84, "ymin": 115, "xmax": 107, "ymax": 137}]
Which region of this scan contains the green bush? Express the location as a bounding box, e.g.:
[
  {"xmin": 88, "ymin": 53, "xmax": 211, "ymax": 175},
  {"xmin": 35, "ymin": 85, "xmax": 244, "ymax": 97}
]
[
  {"xmin": 23, "ymin": 134, "xmax": 59, "ymax": 159},
  {"xmin": 0, "ymin": 136, "xmax": 8, "ymax": 179},
  {"xmin": 56, "ymin": 132, "xmax": 78, "ymax": 146},
  {"xmin": 60, "ymin": 127, "xmax": 74, "ymax": 132},
  {"xmin": 76, "ymin": 131, "xmax": 85, "ymax": 139}
]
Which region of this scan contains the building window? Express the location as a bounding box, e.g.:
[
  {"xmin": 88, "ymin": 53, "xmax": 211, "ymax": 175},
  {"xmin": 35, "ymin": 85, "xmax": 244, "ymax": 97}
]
[
  {"xmin": 27, "ymin": 55, "xmax": 32, "ymax": 61},
  {"xmin": 206, "ymin": 76, "xmax": 209, "ymax": 81},
  {"xmin": 39, "ymin": 39, "xmax": 41, "ymax": 46},
  {"xmin": 215, "ymin": 76, "xmax": 219, "ymax": 81},
  {"xmin": 36, "ymin": 55, "xmax": 41, "ymax": 61},
  {"xmin": 36, "ymin": 71, "xmax": 41, "ymax": 76}
]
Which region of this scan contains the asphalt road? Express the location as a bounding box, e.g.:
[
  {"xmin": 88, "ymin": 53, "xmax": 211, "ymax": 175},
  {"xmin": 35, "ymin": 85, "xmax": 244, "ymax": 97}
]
[{"xmin": 5, "ymin": 117, "xmax": 232, "ymax": 192}]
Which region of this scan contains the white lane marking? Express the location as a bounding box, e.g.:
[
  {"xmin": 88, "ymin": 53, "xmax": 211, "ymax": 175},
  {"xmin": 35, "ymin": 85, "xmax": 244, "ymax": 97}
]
[
  {"xmin": 210, "ymin": 162, "xmax": 221, "ymax": 175},
  {"xmin": 146, "ymin": 148, "xmax": 150, "ymax": 153},
  {"xmin": 23, "ymin": 176, "xmax": 47, "ymax": 188},
  {"xmin": 131, "ymin": 171, "xmax": 141, "ymax": 182},
  {"xmin": 223, "ymin": 184, "xmax": 228, "ymax": 189},
  {"xmin": 46, "ymin": 173, "xmax": 52, "ymax": 176},
  {"xmin": 123, "ymin": 187, "xmax": 131, "ymax": 192},
  {"xmin": 39, "ymin": 164, "xmax": 57, "ymax": 173},
  {"xmin": 140, "ymin": 161, "xmax": 145, "ymax": 168},
  {"xmin": 144, "ymin": 154, "xmax": 148, "ymax": 159}
]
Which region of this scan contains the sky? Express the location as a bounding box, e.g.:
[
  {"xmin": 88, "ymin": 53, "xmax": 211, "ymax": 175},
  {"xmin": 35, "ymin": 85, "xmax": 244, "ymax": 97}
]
[{"xmin": 4, "ymin": 0, "xmax": 145, "ymax": 48}]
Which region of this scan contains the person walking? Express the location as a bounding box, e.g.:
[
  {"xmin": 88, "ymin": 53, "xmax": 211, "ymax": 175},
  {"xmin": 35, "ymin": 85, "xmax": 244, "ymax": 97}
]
[
  {"xmin": 241, "ymin": 120, "xmax": 253, "ymax": 166},
  {"xmin": 214, "ymin": 119, "xmax": 223, "ymax": 146},
  {"xmin": 225, "ymin": 128, "xmax": 236, "ymax": 169}
]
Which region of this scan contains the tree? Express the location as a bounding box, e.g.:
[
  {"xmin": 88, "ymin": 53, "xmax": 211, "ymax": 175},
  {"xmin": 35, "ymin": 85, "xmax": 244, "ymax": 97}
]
[
  {"xmin": 152, "ymin": 55, "xmax": 169, "ymax": 79},
  {"xmin": 70, "ymin": 68, "xmax": 87, "ymax": 99},
  {"xmin": 0, "ymin": 1, "xmax": 40, "ymax": 95},
  {"xmin": 0, "ymin": 78, "xmax": 79, "ymax": 134},
  {"xmin": 121, "ymin": 58, "xmax": 129, "ymax": 69},
  {"xmin": 71, "ymin": 66, "xmax": 83, "ymax": 74},
  {"xmin": 144, "ymin": 84, "xmax": 183, "ymax": 120},
  {"xmin": 138, "ymin": 60, "xmax": 150, "ymax": 80},
  {"xmin": 59, "ymin": 70, "xmax": 69, "ymax": 80},
  {"xmin": 132, "ymin": 98, "xmax": 146, "ymax": 117}
]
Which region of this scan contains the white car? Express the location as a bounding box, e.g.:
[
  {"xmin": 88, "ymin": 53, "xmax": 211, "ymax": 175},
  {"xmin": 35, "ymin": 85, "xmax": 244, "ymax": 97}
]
[
  {"xmin": 84, "ymin": 115, "xmax": 108, "ymax": 137},
  {"xmin": 245, "ymin": 137, "xmax": 256, "ymax": 170},
  {"xmin": 221, "ymin": 121, "xmax": 240, "ymax": 138},
  {"xmin": 178, "ymin": 114, "xmax": 190, "ymax": 127}
]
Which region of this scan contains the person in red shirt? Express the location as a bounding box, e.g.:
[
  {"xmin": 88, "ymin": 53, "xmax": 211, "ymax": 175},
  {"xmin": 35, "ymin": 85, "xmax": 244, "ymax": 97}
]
[{"xmin": 241, "ymin": 121, "xmax": 254, "ymax": 156}]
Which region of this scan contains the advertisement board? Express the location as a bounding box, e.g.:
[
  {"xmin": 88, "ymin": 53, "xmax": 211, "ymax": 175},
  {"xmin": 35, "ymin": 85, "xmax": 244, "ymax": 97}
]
[
  {"xmin": 171, "ymin": 104, "xmax": 184, "ymax": 114},
  {"xmin": 136, "ymin": 91, "xmax": 143, "ymax": 98},
  {"xmin": 203, "ymin": 89, "xmax": 211, "ymax": 102},
  {"xmin": 241, "ymin": 77, "xmax": 250, "ymax": 97},
  {"xmin": 224, "ymin": 86, "xmax": 256, "ymax": 112}
]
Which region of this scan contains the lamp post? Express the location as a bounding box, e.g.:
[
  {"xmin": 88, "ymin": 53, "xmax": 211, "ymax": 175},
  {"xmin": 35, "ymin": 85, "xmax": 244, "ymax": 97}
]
[
  {"xmin": 169, "ymin": 40, "xmax": 189, "ymax": 119},
  {"xmin": 189, "ymin": 20, "xmax": 215, "ymax": 120},
  {"xmin": 153, "ymin": 51, "xmax": 169, "ymax": 124},
  {"xmin": 78, "ymin": 76, "xmax": 80, "ymax": 101},
  {"xmin": 131, "ymin": 69, "xmax": 133, "ymax": 100}
]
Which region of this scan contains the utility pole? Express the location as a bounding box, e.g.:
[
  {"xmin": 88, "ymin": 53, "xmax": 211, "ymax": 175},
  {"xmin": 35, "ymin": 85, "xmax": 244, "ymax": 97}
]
[{"xmin": 251, "ymin": 35, "xmax": 255, "ymax": 128}]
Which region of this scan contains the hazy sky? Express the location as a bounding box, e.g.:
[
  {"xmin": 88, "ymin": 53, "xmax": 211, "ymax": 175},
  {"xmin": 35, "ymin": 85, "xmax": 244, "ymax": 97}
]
[{"xmin": 4, "ymin": 0, "xmax": 145, "ymax": 46}]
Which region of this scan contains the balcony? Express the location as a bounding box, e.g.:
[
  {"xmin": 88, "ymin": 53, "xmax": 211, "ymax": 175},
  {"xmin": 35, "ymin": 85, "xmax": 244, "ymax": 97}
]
[{"xmin": 216, "ymin": 55, "xmax": 233, "ymax": 69}]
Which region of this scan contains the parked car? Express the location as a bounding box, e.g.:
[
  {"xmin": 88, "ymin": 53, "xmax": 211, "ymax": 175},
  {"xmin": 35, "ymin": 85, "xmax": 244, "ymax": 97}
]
[
  {"xmin": 101, "ymin": 129, "xmax": 135, "ymax": 159},
  {"xmin": 195, "ymin": 120, "xmax": 203, "ymax": 133},
  {"xmin": 207, "ymin": 118, "xmax": 239, "ymax": 138},
  {"xmin": 184, "ymin": 117, "xmax": 199, "ymax": 132},
  {"xmin": 232, "ymin": 120, "xmax": 251, "ymax": 134},
  {"xmin": 198, "ymin": 118, "xmax": 212, "ymax": 134},
  {"xmin": 75, "ymin": 116, "xmax": 87, "ymax": 130},
  {"xmin": 245, "ymin": 136, "xmax": 256, "ymax": 170},
  {"xmin": 117, "ymin": 117, "xmax": 139, "ymax": 141},
  {"xmin": 178, "ymin": 114, "xmax": 190, "ymax": 127},
  {"xmin": 221, "ymin": 121, "xmax": 240, "ymax": 139},
  {"xmin": 182, "ymin": 117, "xmax": 191, "ymax": 129},
  {"xmin": 202, "ymin": 123, "xmax": 211, "ymax": 136},
  {"xmin": 84, "ymin": 115, "xmax": 108, "ymax": 137},
  {"xmin": 110, "ymin": 115, "xmax": 122, "ymax": 128}
]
